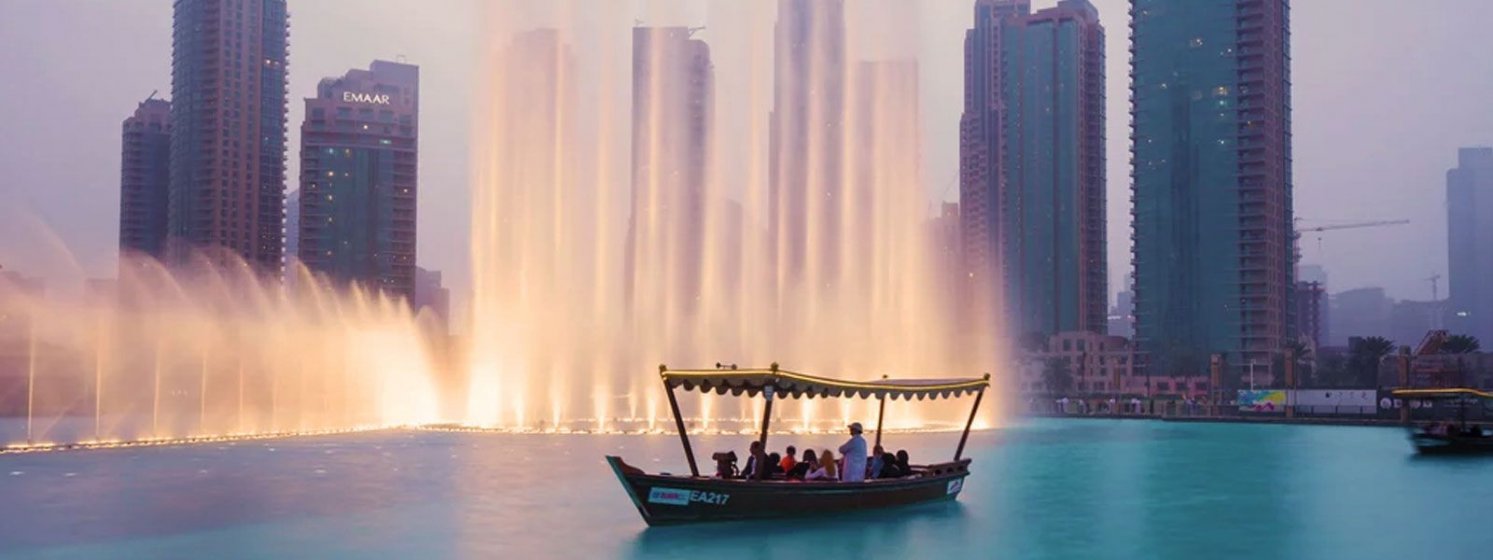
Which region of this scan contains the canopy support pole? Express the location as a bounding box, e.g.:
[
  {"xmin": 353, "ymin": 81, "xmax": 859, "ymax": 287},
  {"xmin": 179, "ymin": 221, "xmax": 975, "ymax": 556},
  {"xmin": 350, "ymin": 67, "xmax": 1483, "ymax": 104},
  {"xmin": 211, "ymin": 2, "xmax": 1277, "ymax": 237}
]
[
  {"xmin": 955, "ymin": 384, "xmax": 987, "ymax": 462},
  {"xmin": 755, "ymin": 388, "xmax": 775, "ymax": 480},
  {"xmin": 662, "ymin": 372, "xmax": 699, "ymax": 477},
  {"xmin": 873, "ymin": 394, "xmax": 887, "ymax": 450}
]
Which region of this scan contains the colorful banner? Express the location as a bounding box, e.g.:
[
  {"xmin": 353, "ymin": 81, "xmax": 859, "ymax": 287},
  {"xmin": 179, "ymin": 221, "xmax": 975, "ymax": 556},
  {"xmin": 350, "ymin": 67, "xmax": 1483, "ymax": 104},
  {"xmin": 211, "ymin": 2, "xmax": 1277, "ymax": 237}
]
[{"xmin": 1238, "ymin": 390, "xmax": 1287, "ymax": 413}]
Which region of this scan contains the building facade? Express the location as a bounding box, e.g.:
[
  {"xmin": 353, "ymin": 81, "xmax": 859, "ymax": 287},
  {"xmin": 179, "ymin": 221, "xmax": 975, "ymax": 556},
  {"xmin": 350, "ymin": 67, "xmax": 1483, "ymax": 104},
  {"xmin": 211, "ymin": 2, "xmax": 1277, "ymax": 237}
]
[
  {"xmin": 770, "ymin": 0, "xmax": 845, "ymax": 285},
  {"xmin": 1330, "ymin": 287, "xmax": 1391, "ymax": 347},
  {"xmin": 1013, "ymin": 331, "xmax": 1210, "ymax": 399},
  {"xmin": 284, "ymin": 188, "xmax": 300, "ymax": 266},
  {"xmin": 297, "ymin": 60, "xmax": 419, "ymax": 302},
  {"xmin": 625, "ymin": 27, "xmax": 713, "ymax": 314},
  {"xmin": 1129, "ymin": 0, "xmax": 1295, "ymax": 384},
  {"xmin": 168, "ymin": 0, "xmax": 289, "ymax": 271},
  {"xmin": 960, "ymin": 0, "xmax": 1107, "ymax": 338},
  {"xmin": 1447, "ymin": 147, "xmax": 1493, "ymax": 344},
  {"xmin": 1293, "ymin": 280, "xmax": 1326, "ymax": 348},
  {"xmin": 119, "ymin": 97, "xmax": 173, "ymax": 261},
  {"xmin": 413, "ymin": 266, "xmax": 450, "ymax": 335}
]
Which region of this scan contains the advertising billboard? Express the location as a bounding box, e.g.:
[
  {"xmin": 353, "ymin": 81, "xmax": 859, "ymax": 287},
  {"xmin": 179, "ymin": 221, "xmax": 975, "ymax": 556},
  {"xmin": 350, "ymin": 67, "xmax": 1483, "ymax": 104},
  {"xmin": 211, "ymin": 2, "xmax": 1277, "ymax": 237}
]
[{"xmin": 1238, "ymin": 390, "xmax": 1287, "ymax": 413}]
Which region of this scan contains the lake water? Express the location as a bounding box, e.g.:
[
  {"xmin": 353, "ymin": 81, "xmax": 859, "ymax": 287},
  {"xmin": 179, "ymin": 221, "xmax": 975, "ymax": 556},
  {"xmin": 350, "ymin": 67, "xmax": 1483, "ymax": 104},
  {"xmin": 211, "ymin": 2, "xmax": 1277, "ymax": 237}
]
[{"xmin": 1, "ymin": 419, "xmax": 1489, "ymax": 559}]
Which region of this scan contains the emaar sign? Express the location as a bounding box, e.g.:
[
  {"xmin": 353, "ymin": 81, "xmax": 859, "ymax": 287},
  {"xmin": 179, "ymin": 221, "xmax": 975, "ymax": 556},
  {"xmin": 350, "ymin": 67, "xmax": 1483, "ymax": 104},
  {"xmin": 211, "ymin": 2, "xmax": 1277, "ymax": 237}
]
[{"xmin": 342, "ymin": 91, "xmax": 391, "ymax": 105}]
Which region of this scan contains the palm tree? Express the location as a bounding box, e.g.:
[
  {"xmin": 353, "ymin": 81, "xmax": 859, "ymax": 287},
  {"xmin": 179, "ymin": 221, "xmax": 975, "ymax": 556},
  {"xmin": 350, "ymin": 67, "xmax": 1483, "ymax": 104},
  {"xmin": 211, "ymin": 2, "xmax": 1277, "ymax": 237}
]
[
  {"xmin": 1349, "ymin": 336, "xmax": 1395, "ymax": 387},
  {"xmin": 1042, "ymin": 358, "xmax": 1074, "ymax": 396},
  {"xmin": 1442, "ymin": 334, "xmax": 1481, "ymax": 354},
  {"xmin": 1284, "ymin": 338, "xmax": 1314, "ymax": 386}
]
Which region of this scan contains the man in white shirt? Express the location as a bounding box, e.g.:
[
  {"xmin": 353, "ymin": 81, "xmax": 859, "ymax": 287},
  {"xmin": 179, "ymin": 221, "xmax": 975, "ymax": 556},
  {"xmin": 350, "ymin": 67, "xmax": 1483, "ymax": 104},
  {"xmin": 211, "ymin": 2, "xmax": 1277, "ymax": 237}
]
[{"xmin": 838, "ymin": 422, "xmax": 868, "ymax": 482}]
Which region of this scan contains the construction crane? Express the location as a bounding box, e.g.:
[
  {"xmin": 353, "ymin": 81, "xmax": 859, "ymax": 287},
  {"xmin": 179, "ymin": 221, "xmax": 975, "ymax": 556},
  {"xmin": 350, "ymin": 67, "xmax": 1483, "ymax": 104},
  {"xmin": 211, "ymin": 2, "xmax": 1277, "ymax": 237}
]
[
  {"xmin": 1296, "ymin": 218, "xmax": 1410, "ymax": 254},
  {"xmin": 1296, "ymin": 218, "xmax": 1410, "ymax": 234}
]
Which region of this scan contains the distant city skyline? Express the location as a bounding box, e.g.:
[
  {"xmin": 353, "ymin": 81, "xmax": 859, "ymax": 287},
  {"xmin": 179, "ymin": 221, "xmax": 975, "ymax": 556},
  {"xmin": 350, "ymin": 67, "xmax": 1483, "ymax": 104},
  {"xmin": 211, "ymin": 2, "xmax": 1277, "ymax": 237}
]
[{"xmin": 1, "ymin": 0, "xmax": 1491, "ymax": 311}]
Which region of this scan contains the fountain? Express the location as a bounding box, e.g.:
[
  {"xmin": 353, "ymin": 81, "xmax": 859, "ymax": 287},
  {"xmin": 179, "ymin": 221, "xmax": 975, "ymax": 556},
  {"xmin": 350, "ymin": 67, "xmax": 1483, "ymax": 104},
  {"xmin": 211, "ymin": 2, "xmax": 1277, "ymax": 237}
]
[
  {"xmin": 461, "ymin": 0, "xmax": 999, "ymax": 432},
  {"xmin": 0, "ymin": 253, "xmax": 442, "ymax": 447},
  {"xmin": 0, "ymin": 1, "xmax": 1001, "ymax": 449}
]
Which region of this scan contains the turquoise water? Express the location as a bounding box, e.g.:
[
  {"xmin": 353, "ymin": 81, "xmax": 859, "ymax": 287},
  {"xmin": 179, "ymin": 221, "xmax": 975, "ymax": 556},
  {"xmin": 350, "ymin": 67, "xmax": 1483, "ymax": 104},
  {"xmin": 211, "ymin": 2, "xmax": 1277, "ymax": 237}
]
[{"xmin": 1, "ymin": 419, "xmax": 1489, "ymax": 559}]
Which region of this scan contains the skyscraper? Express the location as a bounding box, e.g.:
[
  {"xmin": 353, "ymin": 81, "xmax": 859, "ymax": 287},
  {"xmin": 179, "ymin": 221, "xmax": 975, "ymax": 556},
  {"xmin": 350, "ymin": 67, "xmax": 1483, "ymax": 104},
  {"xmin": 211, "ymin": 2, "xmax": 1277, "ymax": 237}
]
[
  {"xmin": 118, "ymin": 97, "xmax": 172, "ymax": 261},
  {"xmin": 769, "ymin": 0, "xmax": 845, "ymax": 285},
  {"xmin": 626, "ymin": 26, "xmax": 713, "ymax": 313},
  {"xmin": 284, "ymin": 188, "xmax": 300, "ymax": 266},
  {"xmin": 1447, "ymin": 147, "xmax": 1493, "ymax": 344},
  {"xmin": 168, "ymin": 0, "xmax": 289, "ymax": 271},
  {"xmin": 959, "ymin": 0, "xmax": 1107, "ymax": 338},
  {"xmin": 297, "ymin": 61, "xmax": 419, "ymax": 302},
  {"xmin": 1130, "ymin": 0, "xmax": 1295, "ymax": 383}
]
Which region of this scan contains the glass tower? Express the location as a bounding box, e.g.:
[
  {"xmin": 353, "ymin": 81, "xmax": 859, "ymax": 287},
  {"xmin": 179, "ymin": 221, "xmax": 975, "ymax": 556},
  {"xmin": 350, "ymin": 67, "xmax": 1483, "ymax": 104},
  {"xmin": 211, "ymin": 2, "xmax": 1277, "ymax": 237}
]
[
  {"xmin": 168, "ymin": 0, "xmax": 289, "ymax": 272},
  {"xmin": 1129, "ymin": 0, "xmax": 1294, "ymax": 383},
  {"xmin": 119, "ymin": 97, "xmax": 173, "ymax": 261},
  {"xmin": 1447, "ymin": 147, "xmax": 1493, "ymax": 344},
  {"xmin": 961, "ymin": 0, "xmax": 1107, "ymax": 338}
]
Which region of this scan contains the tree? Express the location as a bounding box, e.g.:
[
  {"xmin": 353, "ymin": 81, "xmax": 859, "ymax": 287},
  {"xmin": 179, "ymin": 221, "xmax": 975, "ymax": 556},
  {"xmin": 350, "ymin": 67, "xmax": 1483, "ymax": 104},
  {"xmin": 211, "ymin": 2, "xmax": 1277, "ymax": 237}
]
[
  {"xmin": 1348, "ymin": 336, "xmax": 1395, "ymax": 388},
  {"xmin": 1442, "ymin": 334, "xmax": 1481, "ymax": 354},
  {"xmin": 1284, "ymin": 338, "xmax": 1314, "ymax": 386},
  {"xmin": 1315, "ymin": 353, "xmax": 1349, "ymax": 387},
  {"xmin": 1042, "ymin": 358, "xmax": 1074, "ymax": 396}
]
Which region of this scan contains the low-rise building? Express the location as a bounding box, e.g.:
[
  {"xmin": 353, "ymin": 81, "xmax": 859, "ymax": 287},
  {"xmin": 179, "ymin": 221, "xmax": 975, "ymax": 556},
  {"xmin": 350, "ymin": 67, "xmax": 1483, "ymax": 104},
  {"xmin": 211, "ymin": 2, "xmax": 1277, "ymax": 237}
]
[{"xmin": 1016, "ymin": 331, "xmax": 1211, "ymax": 399}]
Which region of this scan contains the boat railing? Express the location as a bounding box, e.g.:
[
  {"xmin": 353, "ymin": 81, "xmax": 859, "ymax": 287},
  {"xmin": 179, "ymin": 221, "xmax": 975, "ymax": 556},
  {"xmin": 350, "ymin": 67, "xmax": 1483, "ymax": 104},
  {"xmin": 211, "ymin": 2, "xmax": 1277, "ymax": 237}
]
[{"xmin": 916, "ymin": 459, "xmax": 972, "ymax": 478}]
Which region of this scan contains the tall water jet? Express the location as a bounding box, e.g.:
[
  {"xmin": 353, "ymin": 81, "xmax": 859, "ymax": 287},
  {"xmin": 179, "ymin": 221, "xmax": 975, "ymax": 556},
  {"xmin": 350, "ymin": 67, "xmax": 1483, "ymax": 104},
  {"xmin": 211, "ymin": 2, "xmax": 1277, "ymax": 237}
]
[{"xmin": 464, "ymin": 0, "xmax": 998, "ymax": 432}]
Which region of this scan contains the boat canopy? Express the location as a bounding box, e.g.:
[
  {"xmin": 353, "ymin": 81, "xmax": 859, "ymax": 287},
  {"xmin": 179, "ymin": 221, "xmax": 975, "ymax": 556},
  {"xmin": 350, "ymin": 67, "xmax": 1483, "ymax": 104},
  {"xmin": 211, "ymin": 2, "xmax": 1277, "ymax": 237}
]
[
  {"xmin": 1392, "ymin": 388, "xmax": 1493, "ymax": 400},
  {"xmin": 660, "ymin": 365, "xmax": 989, "ymax": 401}
]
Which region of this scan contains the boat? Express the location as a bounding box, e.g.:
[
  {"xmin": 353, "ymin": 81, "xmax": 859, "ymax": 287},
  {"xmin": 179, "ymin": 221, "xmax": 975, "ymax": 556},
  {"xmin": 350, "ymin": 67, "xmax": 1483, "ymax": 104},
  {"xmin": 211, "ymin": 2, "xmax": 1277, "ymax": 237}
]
[
  {"xmin": 607, "ymin": 364, "xmax": 990, "ymax": 526},
  {"xmin": 1391, "ymin": 388, "xmax": 1493, "ymax": 455}
]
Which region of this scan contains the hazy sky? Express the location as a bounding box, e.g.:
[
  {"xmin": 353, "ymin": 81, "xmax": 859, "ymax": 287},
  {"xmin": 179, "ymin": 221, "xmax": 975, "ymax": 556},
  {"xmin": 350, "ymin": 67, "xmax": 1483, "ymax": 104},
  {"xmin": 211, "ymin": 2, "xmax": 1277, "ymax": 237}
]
[{"xmin": 1, "ymin": 0, "xmax": 1490, "ymax": 305}]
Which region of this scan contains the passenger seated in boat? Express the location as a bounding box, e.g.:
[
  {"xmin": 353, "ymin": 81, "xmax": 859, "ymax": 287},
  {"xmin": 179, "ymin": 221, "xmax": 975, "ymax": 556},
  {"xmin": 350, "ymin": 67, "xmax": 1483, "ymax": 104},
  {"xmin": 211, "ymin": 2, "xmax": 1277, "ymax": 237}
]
[
  {"xmin": 868, "ymin": 445, "xmax": 886, "ymax": 478},
  {"xmin": 807, "ymin": 449, "xmax": 838, "ymax": 481},
  {"xmin": 766, "ymin": 452, "xmax": 783, "ymax": 477},
  {"xmin": 895, "ymin": 449, "xmax": 913, "ymax": 476},
  {"xmin": 779, "ymin": 445, "xmax": 798, "ymax": 473},
  {"xmin": 741, "ymin": 441, "xmax": 765, "ymax": 478},
  {"xmin": 878, "ymin": 452, "xmax": 902, "ymax": 478},
  {"xmin": 788, "ymin": 449, "xmax": 817, "ymax": 480}
]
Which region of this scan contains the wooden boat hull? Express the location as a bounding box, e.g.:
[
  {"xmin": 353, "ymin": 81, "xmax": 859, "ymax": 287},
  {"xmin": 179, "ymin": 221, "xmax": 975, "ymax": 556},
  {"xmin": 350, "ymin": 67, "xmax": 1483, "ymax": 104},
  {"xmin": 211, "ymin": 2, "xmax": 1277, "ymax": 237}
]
[
  {"xmin": 606, "ymin": 455, "xmax": 971, "ymax": 526},
  {"xmin": 1410, "ymin": 433, "xmax": 1493, "ymax": 455}
]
